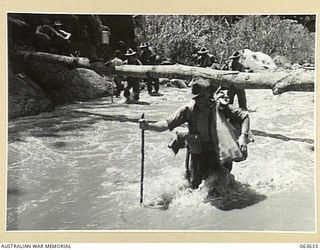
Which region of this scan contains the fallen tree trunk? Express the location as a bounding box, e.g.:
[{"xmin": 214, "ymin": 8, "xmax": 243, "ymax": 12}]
[
  {"xmin": 16, "ymin": 51, "xmax": 91, "ymax": 68},
  {"xmin": 114, "ymin": 64, "xmax": 314, "ymax": 94},
  {"xmin": 15, "ymin": 51, "xmax": 314, "ymax": 94}
]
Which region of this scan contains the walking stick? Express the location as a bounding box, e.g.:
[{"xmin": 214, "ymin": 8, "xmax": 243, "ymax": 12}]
[
  {"xmin": 185, "ymin": 147, "xmax": 191, "ymax": 181},
  {"xmin": 140, "ymin": 113, "xmax": 145, "ymax": 204}
]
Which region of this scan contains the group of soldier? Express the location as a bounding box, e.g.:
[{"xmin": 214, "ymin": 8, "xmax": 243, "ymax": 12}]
[
  {"xmin": 109, "ymin": 42, "xmax": 162, "ymax": 103},
  {"xmin": 110, "ymin": 43, "xmax": 247, "ymax": 111},
  {"xmin": 195, "ymin": 47, "xmax": 247, "ymax": 111},
  {"xmin": 32, "ymin": 15, "xmax": 112, "ymax": 61}
]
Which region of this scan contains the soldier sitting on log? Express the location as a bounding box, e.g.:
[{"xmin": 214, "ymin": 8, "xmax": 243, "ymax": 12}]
[
  {"xmin": 35, "ymin": 20, "xmax": 71, "ymax": 55},
  {"xmin": 52, "ymin": 20, "xmax": 72, "ymax": 55}
]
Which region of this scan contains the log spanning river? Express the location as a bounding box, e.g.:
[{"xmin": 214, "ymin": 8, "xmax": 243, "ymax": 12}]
[{"xmin": 7, "ymin": 88, "xmax": 315, "ymax": 231}]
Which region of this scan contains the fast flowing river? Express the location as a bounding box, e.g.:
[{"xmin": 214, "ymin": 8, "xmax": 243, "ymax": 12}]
[{"xmin": 7, "ymin": 88, "xmax": 315, "ymax": 231}]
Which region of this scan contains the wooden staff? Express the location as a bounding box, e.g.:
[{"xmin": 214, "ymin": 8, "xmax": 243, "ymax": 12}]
[{"xmin": 140, "ymin": 113, "xmax": 145, "ymax": 204}]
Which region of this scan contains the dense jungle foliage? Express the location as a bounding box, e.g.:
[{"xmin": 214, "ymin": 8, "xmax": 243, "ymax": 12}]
[{"xmin": 134, "ymin": 15, "xmax": 315, "ymax": 65}]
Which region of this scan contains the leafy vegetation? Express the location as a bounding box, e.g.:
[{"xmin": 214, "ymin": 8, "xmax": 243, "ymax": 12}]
[{"xmin": 134, "ymin": 15, "xmax": 315, "ymax": 65}]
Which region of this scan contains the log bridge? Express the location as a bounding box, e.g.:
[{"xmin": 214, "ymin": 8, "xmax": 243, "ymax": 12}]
[{"xmin": 15, "ymin": 51, "xmax": 315, "ymax": 95}]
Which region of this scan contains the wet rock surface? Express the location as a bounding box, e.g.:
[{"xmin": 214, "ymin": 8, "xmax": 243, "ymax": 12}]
[
  {"xmin": 8, "ymin": 61, "xmax": 114, "ymax": 119},
  {"xmin": 8, "ymin": 70, "xmax": 54, "ymax": 119}
]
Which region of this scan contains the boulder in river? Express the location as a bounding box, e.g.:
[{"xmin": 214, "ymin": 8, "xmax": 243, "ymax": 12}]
[
  {"xmin": 273, "ymin": 55, "xmax": 293, "ymax": 69},
  {"xmin": 241, "ymin": 48, "xmax": 277, "ymax": 72},
  {"xmin": 8, "ymin": 70, "xmax": 54, "ymax": 119},
  {"xmin": 24, "ymin": 60, "xmax": 114, "ymax": 105}
]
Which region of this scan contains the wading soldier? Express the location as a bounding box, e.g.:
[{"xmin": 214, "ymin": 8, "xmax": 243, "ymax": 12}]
[
  {"xmin": 139, "ymin": 78, "xmax": 250, "ymax": 189},
  {"xmin": 227, "ymin": 51, "xmax": 248, "ymax": 111},
  {"xmin": 139, "ymin": 42, "xmax": 160, "ymax": 95},
  {"xmin": 110, "ymin": 50, "xmax": 124, "ymax": 97},
  {"xmin": 123, "ymin": 48, "xmax": 142, "ymax": 103}
]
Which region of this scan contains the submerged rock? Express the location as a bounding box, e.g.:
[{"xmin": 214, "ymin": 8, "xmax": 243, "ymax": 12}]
[
  {"xmin": 168, "ymin": 79, "xmax": 188, "ymax": 88},
  {"xmin": 305, "ymin": 144, "xmax": 314, "ymax": 152},
  {"xmin": 159, "ymin": 78, "xmax": 170, "ymax": 85}
]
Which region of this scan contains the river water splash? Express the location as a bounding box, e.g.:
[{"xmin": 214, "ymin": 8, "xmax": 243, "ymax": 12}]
[{"xmin": 7, "ymin": 88, "xmax": 315, "ymax": 231}]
